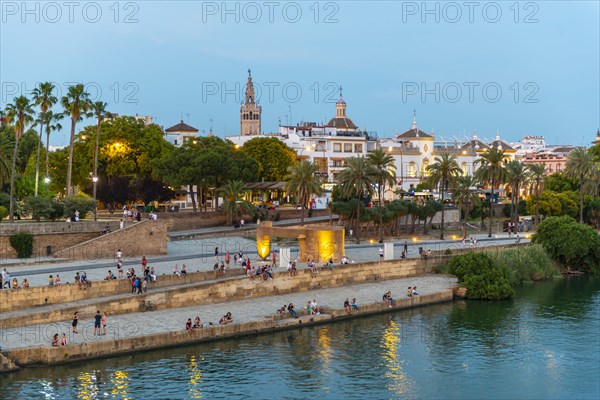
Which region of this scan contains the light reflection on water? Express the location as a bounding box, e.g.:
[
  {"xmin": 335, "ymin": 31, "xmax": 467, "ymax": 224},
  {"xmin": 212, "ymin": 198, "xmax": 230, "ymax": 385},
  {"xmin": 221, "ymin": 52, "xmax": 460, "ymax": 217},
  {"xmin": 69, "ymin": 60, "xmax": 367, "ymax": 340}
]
[{"xmin": 1, "ymin": 276, "xmax": 599, "ymax": 400}]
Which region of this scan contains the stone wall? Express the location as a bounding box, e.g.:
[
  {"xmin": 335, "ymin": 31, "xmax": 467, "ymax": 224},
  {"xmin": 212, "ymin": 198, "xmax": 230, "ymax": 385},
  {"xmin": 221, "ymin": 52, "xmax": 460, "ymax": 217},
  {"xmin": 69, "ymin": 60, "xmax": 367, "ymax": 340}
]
[
  {"xmin": 52, "ymin": 220, "xmax": 168, "ymax": 261},
  {"xmin": 0, "ymin": 232, "xmax": 101, "ymax": 259},
  {"xmin": 3, "ymin": 290, "xmax": 453, "ymax": 367},
  {"xmin": 0, "ymin": 262, "xmax": 237, "ymax": 314},
  {"xmin": 431, "ymin": 209, "xmax": 460, "ymax": 225},
  {"xmin": 0, "ymin": 221, "xmax": 120, "ymax": 235},
  {"xmin": 1, "ymin": 259, "xmax": 432, "ymax": 327}
]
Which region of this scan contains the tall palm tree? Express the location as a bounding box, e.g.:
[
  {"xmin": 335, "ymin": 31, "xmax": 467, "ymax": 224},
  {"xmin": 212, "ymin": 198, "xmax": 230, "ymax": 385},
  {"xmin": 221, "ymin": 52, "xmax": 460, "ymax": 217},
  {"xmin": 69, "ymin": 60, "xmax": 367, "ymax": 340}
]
[
  {"xmin": 336, "ymin": 156, "xmax": 377, "ymax": 243},
  {"xmin": 367, "ymin": 148, "xmax": 396, "ymax": 206},
  {"xmin": 91, "ymin": 101, "xmax": 109, "ymax": 220},
  {"xmin": 526, "ymin": 163, "xmax": 546, "ymax": 226},
  {"xmin": 505, "ymin": 160, "xmax": 529, "ymax": 232},
  {"xmin": 0, "ymin": 133, "xmax": 14, "ymax": 187},
  {"xmin": 565, "ymin": 147, "xmax": 598, "ymax": 223},
  {"xmin": 4, "ymin": 96, "xmax": 35, "ymax": 222},
  {"xmin": 62, "ymin": 84, "xmax": 91, "ymax": 196},
  {"xmin": 284, "ymin": 160, "xmax": 323, "ymax": 225},
  {"xmin": 452, "ymin": 175, "xmax": 480, "ymax": 239},
  {"xmin": 42, "ymin": 111, "xmax": 63, "ymax": 180},
  {"xmin": 426, "ymin": 153, "xmax": 462, "ymax": 239},
  {"xmin": 475, "ymin": 147, "xmax": 507, "ymax": 237},
  {"xmin": 219, "ymin": 180, "xmax": 254, "ymax": 225},
  {"xmin": 31, "ymin": 82, "xmax": 58, "ymax": 196},
  {"xmin": 367, "ymin": 148, "xmax": 396, "ymax": 242}
]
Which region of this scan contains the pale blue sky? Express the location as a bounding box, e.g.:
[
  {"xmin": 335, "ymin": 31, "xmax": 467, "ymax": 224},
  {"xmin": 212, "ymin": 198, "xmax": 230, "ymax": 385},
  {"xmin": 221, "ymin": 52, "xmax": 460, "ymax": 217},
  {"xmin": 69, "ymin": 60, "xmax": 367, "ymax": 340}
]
[{"xmin": 1, "ymin": 1, "xmax": 599, "ymax": 146}]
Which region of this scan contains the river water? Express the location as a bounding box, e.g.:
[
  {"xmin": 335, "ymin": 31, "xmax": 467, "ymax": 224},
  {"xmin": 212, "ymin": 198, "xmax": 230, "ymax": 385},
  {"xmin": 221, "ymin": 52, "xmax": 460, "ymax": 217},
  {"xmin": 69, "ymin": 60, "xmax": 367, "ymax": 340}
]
[{"xmin": 1, "ymin": 276, "xmax": 598, "ymax": 399}]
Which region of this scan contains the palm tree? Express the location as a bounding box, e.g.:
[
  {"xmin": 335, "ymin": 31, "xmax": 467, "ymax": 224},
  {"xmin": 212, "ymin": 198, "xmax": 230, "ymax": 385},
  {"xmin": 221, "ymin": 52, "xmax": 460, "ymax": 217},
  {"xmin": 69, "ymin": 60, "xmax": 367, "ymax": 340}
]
[
  {"xmin": 426, "ymin": 153, "xmax": 462, "ymax": 239},
  {"xmin": 565, "ymin": 147, "xmax": 598, "ymax": 223},
  {"xmin": 219, "ymin": 180, "xmax": 254, "ymax": 225},
  {"xmin": 336, "ymin": 156, "xmax": 377, "ymax": 243},
  {"xmin": 62, "ymin": 84, "xmax": 91, "ymax": 196},
  {"xmin": 4, "ymin": 96, "xmax": 35, "ymax": 222},
  {"xmin": 284, "ymin": 160, "xmax": 323, "ymax": 225},
  {"xmin": 0, "ymin": 133, "xmax": 14, "ymax": 187},
  {"xmin": 367, "ymin": 148, "xmax": 396, "ymax": 206},
  {"xmin": 505, "ymin": 160, "xmax": 529, "ymax": 232},
  {"xmin": 91, "ymin": 101, "xmax": 109, "ymax": 220},
  {"xmin": 452, "ymin": 175, "xmax": 480, "ymax": 239},
  {"xmin": 475, "ymin": 147, "xmax": 507, "ymax": 237},
  {"xmin": 526, "ymin": 163, "xmax": 546, "ymax": 226},
  {"xmin": 367, "ymin": 148, "xmax": 397, "ymax": 242},
  {"xmin": 31, "ymin": 82, "xmax": 58, "ymax": 196},
  {"xmin": 42, "ymin": 111, "xmax": 63, "ymax": 181}
]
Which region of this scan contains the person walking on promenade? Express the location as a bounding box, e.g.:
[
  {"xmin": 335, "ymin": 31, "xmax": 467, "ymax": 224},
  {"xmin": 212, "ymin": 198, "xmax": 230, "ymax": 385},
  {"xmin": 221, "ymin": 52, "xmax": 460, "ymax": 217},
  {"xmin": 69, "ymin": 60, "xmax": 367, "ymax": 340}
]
[
  {"xmin": 72, "ymin": 312, "xmax": 79, "ymax": 334},
  {"xmin": 119, "ymin": 219, "xmax": 124, "ymax": 229},
  {"xmin": 404, "ymin": 241, "xmax": 408, "ymax": 254},
  {"xmin": 214, "ymin": 247, "xmax": 219, "ymax": 261},
  {"xmin": 116, "ymin": 249, "xmax": 123, "ymax": 263},
  {"xmin": 94, "ymin": 311, "xmax": 102, "ymax": 335},
  {"xmin": 379, "ymin": 246, "xmax": 384, "ymax": 261},
  {"xmin": 225, "ymin": 252, "xmax": 231, "ymax": 268},
  {"xmin": 101, "ymin": 312, "xmax": 108, "ymax": 335}
]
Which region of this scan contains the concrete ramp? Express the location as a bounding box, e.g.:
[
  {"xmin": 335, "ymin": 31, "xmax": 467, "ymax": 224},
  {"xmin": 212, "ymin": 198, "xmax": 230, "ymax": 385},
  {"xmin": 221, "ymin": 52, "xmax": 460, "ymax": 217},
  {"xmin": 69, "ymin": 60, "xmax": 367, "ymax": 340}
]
[{"xmin": 53, "ymin": 220, "xmax": 168, "ymax": 261}]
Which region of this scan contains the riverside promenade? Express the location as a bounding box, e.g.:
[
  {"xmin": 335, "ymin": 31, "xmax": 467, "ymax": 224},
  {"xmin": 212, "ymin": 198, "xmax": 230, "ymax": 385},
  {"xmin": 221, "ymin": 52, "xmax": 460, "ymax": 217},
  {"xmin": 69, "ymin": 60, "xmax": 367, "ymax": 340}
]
[{"xmin": 0, "ymin": 221, "xmax": 528, "ymax": 371}]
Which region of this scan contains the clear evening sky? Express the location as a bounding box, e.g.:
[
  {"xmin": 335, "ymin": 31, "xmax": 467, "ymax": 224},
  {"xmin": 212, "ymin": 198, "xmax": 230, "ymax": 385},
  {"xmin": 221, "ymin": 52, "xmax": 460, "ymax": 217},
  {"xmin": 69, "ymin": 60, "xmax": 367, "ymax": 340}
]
[{"xmin": 1, "ymin": 1, "xmax": 599, "ymax": 147}]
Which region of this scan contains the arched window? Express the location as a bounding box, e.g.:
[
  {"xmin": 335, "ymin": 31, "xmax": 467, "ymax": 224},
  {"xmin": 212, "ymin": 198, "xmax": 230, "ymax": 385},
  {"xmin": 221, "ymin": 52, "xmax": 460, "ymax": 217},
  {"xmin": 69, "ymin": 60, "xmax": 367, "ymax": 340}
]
[
  {"xmin": 462, "ymin": 162, "xmax": 468, "ymax": 176},
  {"xmin": 422, "ymin": 158, "xmax": 429, "ymax": 177},
  {"xmin": 408, "ymin": 162, "xmax": 416, "ymax": 178}
]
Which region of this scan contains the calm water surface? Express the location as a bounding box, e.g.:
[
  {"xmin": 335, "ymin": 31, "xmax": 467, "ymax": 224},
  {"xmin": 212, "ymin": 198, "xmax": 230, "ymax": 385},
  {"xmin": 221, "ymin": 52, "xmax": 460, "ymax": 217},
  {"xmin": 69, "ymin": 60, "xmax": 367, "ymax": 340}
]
[{"xmin": 1, "ymin": 276, "xmax": 598, "ymax": 399}]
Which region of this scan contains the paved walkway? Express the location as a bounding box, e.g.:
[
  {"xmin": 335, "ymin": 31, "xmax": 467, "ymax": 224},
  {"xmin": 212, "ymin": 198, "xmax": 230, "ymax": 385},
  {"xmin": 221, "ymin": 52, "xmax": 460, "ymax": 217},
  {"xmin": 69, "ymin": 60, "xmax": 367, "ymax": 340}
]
[
  {"xmin": 1, "ymin": 234, "xmax": 529, "ymax": 287},
  {"xmin": 0, "ymin": 274, "xmax": 456, "ymax": 350}
]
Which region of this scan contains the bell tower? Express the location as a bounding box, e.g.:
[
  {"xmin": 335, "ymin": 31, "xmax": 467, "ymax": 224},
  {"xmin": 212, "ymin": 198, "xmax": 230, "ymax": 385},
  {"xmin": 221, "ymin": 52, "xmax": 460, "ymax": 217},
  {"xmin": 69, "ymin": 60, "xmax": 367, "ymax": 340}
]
[{"xmin": 240, "ymin": 69, "xmax": 262, "ymax": 135}]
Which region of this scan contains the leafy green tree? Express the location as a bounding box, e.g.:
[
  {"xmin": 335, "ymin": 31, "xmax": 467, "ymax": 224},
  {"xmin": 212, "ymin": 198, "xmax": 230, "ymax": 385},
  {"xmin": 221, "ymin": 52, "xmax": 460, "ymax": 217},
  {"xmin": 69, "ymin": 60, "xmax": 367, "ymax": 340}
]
[
  {"xmin": 447, "ymin": 252, "xmax": 514, "ymax": 300},
  {"xmin": 565, "ymin": 147, "xmax": 599, "ymax": 223},
  {"xmin": 475, "ymin": 147, "xmax": 507, "ymax": 237},
  {"xmin": 63, "ymin": 195, "xmax": 96, "ymax": 219},
  {"xmin": 219, "ymin": 180, "xmax": 254, "ymax": 225},
  {"xmin": 4, "ymin": 96, "xmax": 35, "ymax": 222},
  {"xmin": 240, "ymin": 137, "xmax": 296, "ymax": 181},
  {"xmin": 533, "ymin": 215, "xmax": 600, "ymax": 272},
  {"xmin": 31, "ymin": 82, "xmax": 58, "ymax": 196},
  {"xmin": 0, "ymin": 206, "xmax": 8, "ymax": 222},
  {"xmin": 426, "ymin": 153, "xmax": 462, "ymax": 239},
  {"xmin": 526, "ymin": 163, "xmax": 546, "ymax": 225},
  {"xmin": 526, "ymin": 190, "xmax": 562, "ymax": 217},
  {"xmin": 544, "ymin": 173, "xmax": 579, "ymax": 193},
  {"xmin": 336, "ymin": 156, "xmax": 377, "ymax": 243},
  {"xmin": 62, "ymin": 84, "xmax": 91, "ymax": 196},
  {"xmin": 284, "ymin": 160, "xmax": 323, "ymax": 225}
]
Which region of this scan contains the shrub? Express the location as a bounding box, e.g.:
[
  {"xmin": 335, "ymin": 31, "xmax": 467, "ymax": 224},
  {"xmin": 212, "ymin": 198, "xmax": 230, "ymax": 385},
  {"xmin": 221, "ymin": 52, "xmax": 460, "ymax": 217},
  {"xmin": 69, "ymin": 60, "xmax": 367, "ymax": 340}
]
[
  {"xmin": 24, "ymin": 197, "xmax": 55, "ymax": 221},
  {"xmin": 62, "ymin": 195, "xmax": 96, "ymax": 220},
  {"xmin": 0, "ymin": 206, "xmax": 8, "ymax": 222},
  {"xmin": 532, "ymin": 215, "xmax": 600, "ymax": 272},
  {"xmin": 50, "ymin": 201, "xmax": 65, "ymax": 221},
  {"xmin": 502, "ymin": 204, "xmax": 511, "ymax": 218},
  {"xmin": 447, "ymin": 252, "xmax": 514, "ymax": 300},
  {"xmin": 274, "ymin": 211, "xmax": 281, "ymax": 221},
  {"xmin": 9, "ymin": 232, "xmax": 34, "ymax": 258},
  {"xmin": 493, "ymin": 244, "xmax": 559, "ymax": 284}
]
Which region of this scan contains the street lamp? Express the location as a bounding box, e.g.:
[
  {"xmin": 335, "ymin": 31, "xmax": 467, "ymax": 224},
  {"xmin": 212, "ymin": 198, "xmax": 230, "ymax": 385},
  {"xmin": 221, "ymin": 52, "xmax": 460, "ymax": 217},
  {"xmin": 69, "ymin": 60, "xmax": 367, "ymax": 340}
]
[{"xmin": 92, "ymin": 175, "xmax": 99, "ymax": 221}]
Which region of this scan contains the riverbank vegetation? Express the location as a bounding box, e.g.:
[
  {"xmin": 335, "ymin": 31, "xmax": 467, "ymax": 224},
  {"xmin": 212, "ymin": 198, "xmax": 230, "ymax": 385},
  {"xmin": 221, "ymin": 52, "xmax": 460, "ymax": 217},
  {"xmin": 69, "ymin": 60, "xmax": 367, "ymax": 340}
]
[
  {"xmin": 532, "ymin": 215, "xmax": 600, "ymax": 273},
  {"xmin": 441, "ymin": 244, "xmax": 560, "ymax": 300}
]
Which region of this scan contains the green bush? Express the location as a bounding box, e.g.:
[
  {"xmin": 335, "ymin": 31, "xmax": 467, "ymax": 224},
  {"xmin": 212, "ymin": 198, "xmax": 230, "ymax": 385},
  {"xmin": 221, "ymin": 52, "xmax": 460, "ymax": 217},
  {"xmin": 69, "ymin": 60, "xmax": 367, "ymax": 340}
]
[
  {"xmin": 24, "ymin": 197, "xmax": 54, "ymax": 221},
  {"xmin": 502, "ymin": 204, "xmax": 511, "ymax": 218},
  {"xmin": 493, "ymin": 244, "xmax": 559, "ymax": 284},
  {"xmin": 9, "ymin": 232, "xmax": 34, "ymax": 258},
  {"xmin": 444, "ymin": 248, "xmax": 453, "ymax": 255},
  {"xmin": 447, "ymin": 252, "xmax": 514, "ymax": 300},
  {"xmin": 50, "ymin": 201, "xmax": 65, "ymax": 221},
  {"xmin": 0, "ymin": 206, "xmax": 8, "ymax": 222},
  {"xmin": 532, "ymin": 215, "xmax": 600, "ymax": 272},
  {"xmin": 62, "ymin": 195, "xmax": 96, "ymax": 220}
]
